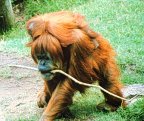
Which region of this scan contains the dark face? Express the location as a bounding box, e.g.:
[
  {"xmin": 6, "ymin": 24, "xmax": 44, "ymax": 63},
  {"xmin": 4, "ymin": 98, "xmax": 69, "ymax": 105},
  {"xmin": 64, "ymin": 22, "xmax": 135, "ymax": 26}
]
[{"xmin": 36, "ymin": 53, "xmax": 55, "ymax": 80}]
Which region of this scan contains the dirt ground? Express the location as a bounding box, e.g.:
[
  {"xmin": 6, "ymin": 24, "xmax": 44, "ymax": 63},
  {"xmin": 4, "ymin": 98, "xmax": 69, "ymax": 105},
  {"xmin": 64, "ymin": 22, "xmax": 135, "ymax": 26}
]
[{"xmin": 0, "ymin": 52, "xmax": 44, "ymax": 120}]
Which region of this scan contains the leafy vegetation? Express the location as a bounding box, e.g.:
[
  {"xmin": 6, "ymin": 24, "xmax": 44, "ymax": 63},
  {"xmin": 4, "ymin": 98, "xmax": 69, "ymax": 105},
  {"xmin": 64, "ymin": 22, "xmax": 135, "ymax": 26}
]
[
  {"xmin": 24, "ymin": 0, "xmax": 88, "ymax": 19},
  {"xmin": 1, "ymin": 0, "xmax": 144, "ymax": 121}
]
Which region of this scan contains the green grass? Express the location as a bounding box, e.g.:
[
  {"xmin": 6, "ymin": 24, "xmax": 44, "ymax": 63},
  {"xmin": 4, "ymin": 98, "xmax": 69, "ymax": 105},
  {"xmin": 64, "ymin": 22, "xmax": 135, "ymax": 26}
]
[
  {"xmin": 10, "ymin": 92, "xmax": 144, "ymax": 121},
  {"xmin": 1, "ymin": 0, "xmax": 144, "ymax": 121},
  {"xmin": 0, "ymin": 67, "xmax": 12, "ymax": 78},
  {"xmin": 24, "ymin": 0, "xmax": 88, "ymax": 19}
]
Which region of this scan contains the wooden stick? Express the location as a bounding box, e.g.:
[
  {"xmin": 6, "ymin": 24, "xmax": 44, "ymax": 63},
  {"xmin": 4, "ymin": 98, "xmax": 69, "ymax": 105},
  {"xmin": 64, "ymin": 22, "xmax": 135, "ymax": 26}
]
[
  {"xmin": 8, "ymin": 64, "xmax": 38, "ymax": 71},
  {"xmin": 8, "ymin": 64, "xmax": 137, "ymax": 102},
  {"xmin": 51, "ymin": 70, "xmax": 133, "ymax": 101}
]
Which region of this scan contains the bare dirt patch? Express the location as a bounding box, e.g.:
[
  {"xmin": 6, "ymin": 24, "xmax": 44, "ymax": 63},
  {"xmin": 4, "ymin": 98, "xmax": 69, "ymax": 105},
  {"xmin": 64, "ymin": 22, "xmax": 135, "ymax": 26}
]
[{"xmin": 0, "ymin": 52, "xmax": 43, "ymax": 120}]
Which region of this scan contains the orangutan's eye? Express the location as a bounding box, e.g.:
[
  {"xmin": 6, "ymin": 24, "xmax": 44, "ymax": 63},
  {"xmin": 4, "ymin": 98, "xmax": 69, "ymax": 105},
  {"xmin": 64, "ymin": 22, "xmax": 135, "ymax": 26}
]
[{"xmin": 44, "ymin": 56, "xmax": 49, "ymax": 60}]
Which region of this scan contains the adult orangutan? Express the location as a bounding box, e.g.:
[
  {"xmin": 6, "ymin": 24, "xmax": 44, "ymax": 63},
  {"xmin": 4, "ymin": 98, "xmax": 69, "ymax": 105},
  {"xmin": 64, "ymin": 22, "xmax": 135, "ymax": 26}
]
[{"xmin": 26, "ymin": 11, "xmax": 126, "ymax": 121}]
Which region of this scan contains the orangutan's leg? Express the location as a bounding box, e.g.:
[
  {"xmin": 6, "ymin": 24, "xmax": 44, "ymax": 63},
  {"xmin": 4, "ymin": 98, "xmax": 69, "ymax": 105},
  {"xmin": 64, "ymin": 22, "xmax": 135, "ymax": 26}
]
[
  {"xmin": 97, "ymin": 61, "xmax": 126, "ymax": 111},
  {"xmin": 37, "ymin": 81, "xmax": 58, "ymax": 108},
  {"xmin": 39, "ymin": 80, "xmax": 75, "ymax": 121},
  {"xmin": 98, "ymin": 82, "xmax": 126, "ymax": 111}
]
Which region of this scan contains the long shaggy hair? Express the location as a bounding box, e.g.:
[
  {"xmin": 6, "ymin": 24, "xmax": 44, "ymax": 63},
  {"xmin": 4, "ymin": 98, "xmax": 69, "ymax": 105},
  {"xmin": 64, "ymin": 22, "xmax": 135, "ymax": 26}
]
[{"xmin": 26, "ymin": 11, "xmax": 125, "ymax": 120}]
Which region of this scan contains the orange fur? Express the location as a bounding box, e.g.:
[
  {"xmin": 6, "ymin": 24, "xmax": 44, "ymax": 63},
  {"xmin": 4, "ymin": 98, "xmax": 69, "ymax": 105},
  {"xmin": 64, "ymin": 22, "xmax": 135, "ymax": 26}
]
[{"xmin": 26, "ymin": 11, "xmax": 126, "ymax": 121}]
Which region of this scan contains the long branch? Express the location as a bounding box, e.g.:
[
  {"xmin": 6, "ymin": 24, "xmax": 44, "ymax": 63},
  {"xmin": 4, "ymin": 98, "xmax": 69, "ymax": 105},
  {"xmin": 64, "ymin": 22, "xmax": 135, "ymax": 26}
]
[{"xmin": 8, "ymin": 64, "xmax": 137, "ymax": 102}]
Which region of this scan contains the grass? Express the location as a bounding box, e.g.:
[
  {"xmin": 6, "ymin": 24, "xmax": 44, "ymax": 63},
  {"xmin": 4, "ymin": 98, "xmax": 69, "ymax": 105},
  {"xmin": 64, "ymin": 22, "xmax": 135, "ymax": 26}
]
[
  {"xmin": 0, "ymin": 67, "xmax": 12, "ymax": 78},
  {"xmin": 1, "ymin": 0, "xmax": 144, "ymax": 121}
]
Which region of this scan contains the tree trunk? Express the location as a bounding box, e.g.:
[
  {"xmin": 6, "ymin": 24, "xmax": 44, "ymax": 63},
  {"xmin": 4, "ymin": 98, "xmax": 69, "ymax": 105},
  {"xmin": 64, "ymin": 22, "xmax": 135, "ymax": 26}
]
[{"xmin": 0, "ymin": 0, "xmax": 15, "ymax": 32}]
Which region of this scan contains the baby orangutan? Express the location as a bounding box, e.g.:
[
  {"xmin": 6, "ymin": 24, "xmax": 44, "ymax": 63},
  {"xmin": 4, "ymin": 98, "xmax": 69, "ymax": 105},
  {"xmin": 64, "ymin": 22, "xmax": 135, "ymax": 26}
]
[{"xmin": 26, "ymin": 11, "xmax": 126, "ymax": 121}]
